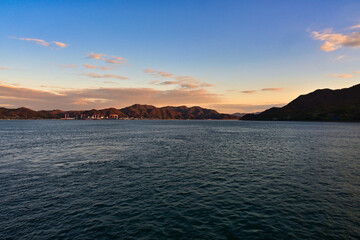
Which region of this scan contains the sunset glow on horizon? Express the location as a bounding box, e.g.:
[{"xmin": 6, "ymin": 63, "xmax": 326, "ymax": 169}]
[{"xmin": 1, "ymin": 0, "xmax": 360, "ymax": 113}]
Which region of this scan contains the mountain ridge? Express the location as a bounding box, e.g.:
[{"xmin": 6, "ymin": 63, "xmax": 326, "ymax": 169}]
[
  {"xmin": 0, "ymin": 104, "xmax": 238, "ymax": 120},
  {"xmin": 242, "ymin": 83, "xmax": 360, "ymax": 121}
]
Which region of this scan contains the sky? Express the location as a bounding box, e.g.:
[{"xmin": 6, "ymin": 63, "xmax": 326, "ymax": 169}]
[{"xmin": 1, "ymin": 0, "xmax": 360, "ymax": 113}]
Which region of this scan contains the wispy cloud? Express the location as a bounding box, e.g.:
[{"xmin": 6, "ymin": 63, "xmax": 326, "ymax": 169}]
[
  {"xmin": 111, "ymin": 56, "xmax": 126, "ymax": 61},
  {"xmin": 336, "ymin": 55, "xmax": 346, "ymax": 60},
  {"xmin": 332, "ymin": 73, "xmax": 353, "ymax": 78},
  {"xmin": 0, "ymin": 84, "xmax": 220, "ymax": 110},
  {"xmin": 82, "ymin": 64, "xmax": 110, "ymax": 70},
  {"xmin": 241, "ymin": 90, "xmax": 257, "ymax": 94},
  {"xmin": 105, "ymin": 59, "xmax": 123, "ymax": 64},
  {"xmin": 145, "ymin": 69, "xmax": 175, "ymax": 78},
  {"xmin": 261, "ymin": 88, "xmax": 283, "ymax": 91},
  {"xmin": 11, "ymin": 37, "xmax": 50, "ymax": 47},
  {"xmin": 87, "ymin": 52, "xmax": 105, "ymax": 60},
  {"xmin": 85, "ymin": 73, "xmax": 129, "ymax": 80},
  {"xmin": 87, "ymin": 53, "xmax": 127, "ymax": 64},
  {"xmin": 52, "ymin": 41, "xmax": 68, "ymax": 48},
  {"xmin": 11, "ymin": 37, "xmax": 68, "ymax": 48},
  {"xmin": 240, "ymin": 88, "xmax": 283, "ymax": 94},
  {"xmin": 145, "ymin": 69, "xmax": 213, "ymax": 89},
  {"xmin": 149, "ymin": 80, "xmax": 160, "ymax": 84},
  {"xmin": 61, "ymin": 64, "xmax": 77, "ymax": 69},
  {"xmin": 0, "ymin": 67, "xmax": 10, "ymax": 70},
  {"xmin": 311, "ymin": 28, "xmax": 360, "ymax": 52},
  {"xmin": 83, "ymin": 64, "xmax": 97, "ymax": 69},
  {"xmin": 105, "ymin": 55, "xmax": 127, "ymax": 64},
  {"xmin": 347, "ymin": 23, "xmax": 360, "ymax": 30}
]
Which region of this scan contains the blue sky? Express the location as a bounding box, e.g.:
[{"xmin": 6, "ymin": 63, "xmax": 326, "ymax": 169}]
[{"xmin": 1, "ymin": 0, "xmax": 360, "ymax": 112}]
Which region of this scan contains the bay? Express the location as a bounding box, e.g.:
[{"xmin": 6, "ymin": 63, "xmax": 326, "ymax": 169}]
[{"xmin": 0, "ymin": 120, "xmax": 359, "ymax": 239}]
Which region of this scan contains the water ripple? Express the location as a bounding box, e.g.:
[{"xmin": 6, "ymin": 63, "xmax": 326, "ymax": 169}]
[{"xmin": 0, "ymin": 120, "xmax": 360, "ymax": 239}]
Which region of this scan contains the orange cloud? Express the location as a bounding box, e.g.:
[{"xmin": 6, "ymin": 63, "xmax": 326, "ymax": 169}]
[
  {"xmin": 100, "ymin": 67, "xmax": 110, "ymax": 70},
  {"xmin": 311, "ymin": 28, "xmax": 360, "ymax": 52},
  {"xmin": 146, "ymin": 69, "xmax": 175, "ymax": 78},
  {"xmin": 85, "ymin": 73, "xmax": 129, "ymax": 80},
  {"xmin": 347, "ymin": 23, "xmax": 360, "ymax": 30},
  {"xmin": 83, "ymin": 64, "xmax": 97, "ymax": 69},
  {"xmin": 0, "ymin": 84, "xmax": 220, "ymax": 110},
  {"xmin": 332, "ymin": 73, "xmax": 353, "ymax": 78},
  {"xmin": 52, "ymin": 41, "xmax": 68, "ymax": 48},
  {"xmin": 87, "ymin": 52, "xmax": 105, "ymax": 60},
  {"xmin": 0, "ymin": 67, "xmax": 10, "ymax": 70},
  {"xmin": 111, "ymin": 56, "xmax": 125, "ymax": 60},
  {"xmin": 158, "ymin": 71, "xmax": 175, "ymax": 78}
]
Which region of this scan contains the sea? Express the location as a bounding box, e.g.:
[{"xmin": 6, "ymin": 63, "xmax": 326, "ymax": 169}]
[{"xmin": 0, "ymin": 120, "xmax": 359, "ymax": 239}]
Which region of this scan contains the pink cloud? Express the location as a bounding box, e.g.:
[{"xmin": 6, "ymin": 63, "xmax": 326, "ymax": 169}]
[
  {"xmin": 111, "ymin": 56, "xmax": 125, "ymax": 60},
  {"xmin": 87, "ymin": 52, "xmax": 105, "ymax": 60},
  {"xmin": 0, "ymin": 67, "xmax": 10, "ymax": 70},
  {"xmin": 83, "ymin": 64, "xmax": 97, "ymax": 69},
  {"xmin": 85, "ymin": 73, "xmax": 129, "ymax": 80},
  {"xmin": 12, "ymin": 37, "xmax": 50, "ymax": 47},
  {"xmin": 105, "ymin": 59, "xmax": 124, "ymax": 64},
  {"xmin": 87, "ymin": 53, "xmax": 127, "ymax": 64},
  {"xmin": 11, "ymin": 37, "xmax": 69, "ymax": 48}
]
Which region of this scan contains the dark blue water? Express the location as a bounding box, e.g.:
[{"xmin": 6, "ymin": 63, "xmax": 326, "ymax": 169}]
[{"xmin": 0, "ymin": 120, "xmax": 359, "ymax": 239}]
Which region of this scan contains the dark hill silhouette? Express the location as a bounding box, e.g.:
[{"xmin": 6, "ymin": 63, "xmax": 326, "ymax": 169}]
[
  {"xmin": 242, "ymin": 83, "xmax": 360, "ymax": 121},
  {"xmin": 0, "ymin": 104, "xmax": 238, "ymax": 120},
  {"xmin": 0, "ymin": 107, "xmax": 40, "ymax": 119}
]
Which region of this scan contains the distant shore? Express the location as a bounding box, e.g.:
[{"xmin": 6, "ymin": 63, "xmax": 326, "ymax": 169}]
[{"xmin": 0, "ymin": 104, "xmax": 239, "ymax": 120}]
